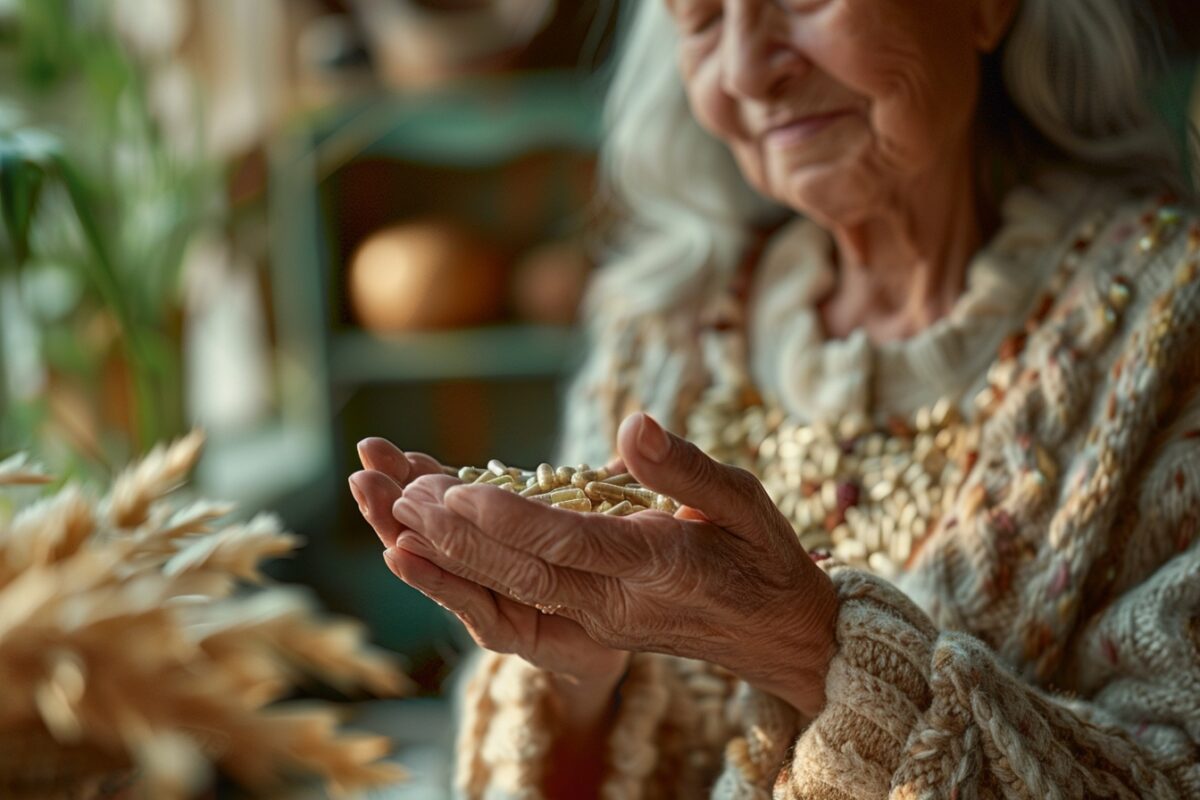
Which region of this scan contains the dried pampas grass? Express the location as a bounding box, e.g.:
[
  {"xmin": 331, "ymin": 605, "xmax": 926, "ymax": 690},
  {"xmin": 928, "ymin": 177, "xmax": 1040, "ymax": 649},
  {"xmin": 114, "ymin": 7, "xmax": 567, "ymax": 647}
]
[{"xmin": 0, "ymin": 433, "xmax": 409, "ymax": 799}]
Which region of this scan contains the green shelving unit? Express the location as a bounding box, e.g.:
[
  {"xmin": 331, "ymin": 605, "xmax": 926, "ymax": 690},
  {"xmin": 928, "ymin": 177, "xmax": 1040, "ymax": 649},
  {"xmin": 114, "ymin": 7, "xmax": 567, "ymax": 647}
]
[{"xmin": 245, "ymin": 70, "xmax": 604, "ymax": 663}]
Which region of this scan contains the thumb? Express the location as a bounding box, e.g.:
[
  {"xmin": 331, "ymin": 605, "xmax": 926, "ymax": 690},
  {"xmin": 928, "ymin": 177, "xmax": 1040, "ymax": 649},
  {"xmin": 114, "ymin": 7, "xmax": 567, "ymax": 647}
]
[{"xmin": 616, "ymin": 412, "xmax": 771, "ymax": 540}]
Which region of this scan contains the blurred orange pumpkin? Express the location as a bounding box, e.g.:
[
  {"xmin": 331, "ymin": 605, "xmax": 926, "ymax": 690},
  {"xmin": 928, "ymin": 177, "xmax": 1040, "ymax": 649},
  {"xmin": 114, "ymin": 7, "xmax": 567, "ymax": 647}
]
[{"xmin": 348, "ymin": 219, "xmax": 508, "ymax": 331}]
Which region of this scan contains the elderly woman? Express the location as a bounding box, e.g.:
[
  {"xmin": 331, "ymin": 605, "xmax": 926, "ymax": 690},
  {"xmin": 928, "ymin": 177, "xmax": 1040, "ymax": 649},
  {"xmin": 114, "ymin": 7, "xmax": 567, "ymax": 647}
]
[{"xmin": 350, "ymin": 0, "xmax": 1200, "ymax": 796}]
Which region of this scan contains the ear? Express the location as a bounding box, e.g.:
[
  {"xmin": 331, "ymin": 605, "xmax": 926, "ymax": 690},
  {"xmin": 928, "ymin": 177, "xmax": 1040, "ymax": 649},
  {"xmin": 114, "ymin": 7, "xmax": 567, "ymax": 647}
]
[{"xmin": 974, "ymin": 0, "xmax": 1019, "ymax": 52}]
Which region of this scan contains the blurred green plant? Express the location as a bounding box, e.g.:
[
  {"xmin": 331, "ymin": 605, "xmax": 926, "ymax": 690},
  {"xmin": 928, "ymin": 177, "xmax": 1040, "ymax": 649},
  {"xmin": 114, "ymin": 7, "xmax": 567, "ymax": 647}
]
[{"xmin": 0, "ymin": 0, "xmax": 217, "ymax": 472}]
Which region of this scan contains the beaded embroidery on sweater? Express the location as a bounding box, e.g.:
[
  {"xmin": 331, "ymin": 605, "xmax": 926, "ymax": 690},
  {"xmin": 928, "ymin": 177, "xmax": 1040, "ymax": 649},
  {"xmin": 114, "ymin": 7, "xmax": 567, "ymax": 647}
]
[{"xmin": 454, "ymin": 176, "xmax": 1200, "ymax": 798}]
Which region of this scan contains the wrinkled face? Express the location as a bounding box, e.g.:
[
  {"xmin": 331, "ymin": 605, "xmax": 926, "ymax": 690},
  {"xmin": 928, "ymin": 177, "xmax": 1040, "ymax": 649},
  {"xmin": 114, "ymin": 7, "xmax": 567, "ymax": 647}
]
[{"xmin": 665, "ymin": 0, "xmax": 996, "ymax": 226}]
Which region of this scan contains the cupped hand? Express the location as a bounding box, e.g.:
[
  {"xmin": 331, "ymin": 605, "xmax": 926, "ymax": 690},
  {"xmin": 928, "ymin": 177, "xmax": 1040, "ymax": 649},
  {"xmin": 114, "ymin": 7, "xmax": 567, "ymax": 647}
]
[
  {"xmin": 394, "ymin": 413, "xmax": 839, "ymax": 717},
  {"xmin": 349, "ymin": 438, "xmax": 448, "ymax": 548},
  {"xmin": 349, "ymin": 438, "xmax": 630, "ymax": 688}
]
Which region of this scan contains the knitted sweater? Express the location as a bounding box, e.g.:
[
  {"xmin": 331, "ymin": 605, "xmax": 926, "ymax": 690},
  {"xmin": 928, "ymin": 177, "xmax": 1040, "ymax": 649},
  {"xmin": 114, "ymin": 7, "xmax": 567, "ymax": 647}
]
[{"xmin": 453, "ymin": 176, "xmax": 1200, "ymax": 798}]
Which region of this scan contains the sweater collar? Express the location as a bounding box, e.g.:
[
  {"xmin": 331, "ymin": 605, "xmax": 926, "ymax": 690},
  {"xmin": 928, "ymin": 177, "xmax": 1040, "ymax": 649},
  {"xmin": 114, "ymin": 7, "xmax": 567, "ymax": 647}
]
[{"xmin": 745, "ymin": 172, "xmax": 1102, "ymax": 425}]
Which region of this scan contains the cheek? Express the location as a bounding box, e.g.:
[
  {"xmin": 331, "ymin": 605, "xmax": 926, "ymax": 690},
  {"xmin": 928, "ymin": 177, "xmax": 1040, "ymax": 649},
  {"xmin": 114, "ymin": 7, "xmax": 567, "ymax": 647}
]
[
  {"xmin": 681, "ymin": 62, "xmax": 771, "ymax": 191},
  {"xmin": 813, "ymin": 2, "xmax": 980, "ymax": 166},
  {"xmin": 681, "ymin": 55, "xmax": 741, "ymax": 143}
]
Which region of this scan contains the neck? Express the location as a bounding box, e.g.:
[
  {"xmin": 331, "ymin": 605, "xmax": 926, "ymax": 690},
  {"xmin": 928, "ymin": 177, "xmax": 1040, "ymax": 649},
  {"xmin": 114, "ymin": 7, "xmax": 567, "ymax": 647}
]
[{"xmin": 820, "ymin": 147, "xmax": 983, "ymax": 343}]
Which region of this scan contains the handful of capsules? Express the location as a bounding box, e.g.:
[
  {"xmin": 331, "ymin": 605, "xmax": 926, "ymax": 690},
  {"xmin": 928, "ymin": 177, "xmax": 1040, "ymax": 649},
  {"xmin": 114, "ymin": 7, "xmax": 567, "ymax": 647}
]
[{"xmin": 449, "ymin": 460, "xmax": 681, "ymax": 516}]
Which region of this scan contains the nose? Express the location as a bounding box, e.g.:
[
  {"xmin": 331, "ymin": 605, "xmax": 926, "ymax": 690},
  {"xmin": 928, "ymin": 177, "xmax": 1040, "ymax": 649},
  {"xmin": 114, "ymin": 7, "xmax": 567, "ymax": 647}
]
[{"xmin": 719, "ymin": 1, "xmax": 805, "ymax": 100}]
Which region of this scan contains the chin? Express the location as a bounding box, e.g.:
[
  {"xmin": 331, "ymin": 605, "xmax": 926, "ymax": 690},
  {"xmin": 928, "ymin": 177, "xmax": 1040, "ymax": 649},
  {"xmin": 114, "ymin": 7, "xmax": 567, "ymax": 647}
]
[{"xmin": 773, "ymin": 158, "xmax": 886, "ymax": 227}]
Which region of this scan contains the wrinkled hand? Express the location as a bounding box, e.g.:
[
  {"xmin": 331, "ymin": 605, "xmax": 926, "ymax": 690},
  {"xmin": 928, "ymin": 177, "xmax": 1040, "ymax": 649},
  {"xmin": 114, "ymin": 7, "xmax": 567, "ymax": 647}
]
[
  {"xmin": 395, "ymin": 413, "xmax": 839, "ymax": 717},
  {"xmin": 349, "ymin": 439, "xmax": 630, "ymax": 688}
]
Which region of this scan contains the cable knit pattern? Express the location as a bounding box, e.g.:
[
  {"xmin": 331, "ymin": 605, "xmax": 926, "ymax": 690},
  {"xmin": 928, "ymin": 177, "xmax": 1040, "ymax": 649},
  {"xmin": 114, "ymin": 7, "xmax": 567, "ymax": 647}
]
[{"xmin": 454, "ymin": 181, "xmax": 1200, "ymax": 798}]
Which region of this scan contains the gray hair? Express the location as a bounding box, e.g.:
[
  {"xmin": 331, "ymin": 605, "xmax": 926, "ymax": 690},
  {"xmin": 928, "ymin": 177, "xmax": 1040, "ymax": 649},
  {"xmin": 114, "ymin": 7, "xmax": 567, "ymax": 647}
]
[{"xmin": 585, "ymin": 0, "xmax": 1185, "ymax": 323}]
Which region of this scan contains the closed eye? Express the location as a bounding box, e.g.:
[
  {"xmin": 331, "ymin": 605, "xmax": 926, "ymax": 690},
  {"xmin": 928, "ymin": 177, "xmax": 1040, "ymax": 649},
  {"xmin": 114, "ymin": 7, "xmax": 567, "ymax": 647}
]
[{"xmin": 688, "ymin": 9, "xmax": 723, "ymax": 36}]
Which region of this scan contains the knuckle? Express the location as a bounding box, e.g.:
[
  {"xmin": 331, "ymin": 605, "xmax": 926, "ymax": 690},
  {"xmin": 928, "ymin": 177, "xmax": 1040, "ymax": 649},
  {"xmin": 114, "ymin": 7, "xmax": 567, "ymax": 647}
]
[
  {"xmin": 510, "ymin": 560, "xmax": 554, "ymax": 600},
  {"xmin": 728, "ymin": 466, "xmax": 764, "ymax": 497},
  {"xmin": 440, "ymin": 529, "xmax": 472, "ymax": 562}
]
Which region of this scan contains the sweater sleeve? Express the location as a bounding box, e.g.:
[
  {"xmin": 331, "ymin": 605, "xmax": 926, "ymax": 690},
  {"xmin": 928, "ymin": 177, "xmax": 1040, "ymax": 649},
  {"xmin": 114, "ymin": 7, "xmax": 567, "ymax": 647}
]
[
  {"xmin": 451, "ymin": 551, "xmax": 1200, "ymax": 800},
  {"xmin": 776, "ymin": 562, "xmax": 1200, "ymax": 799}
]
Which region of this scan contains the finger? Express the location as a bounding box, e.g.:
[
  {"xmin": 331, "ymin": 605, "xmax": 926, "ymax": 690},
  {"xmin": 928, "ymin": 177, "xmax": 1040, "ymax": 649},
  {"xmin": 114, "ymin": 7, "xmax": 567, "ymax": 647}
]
[
  {"xmin": 349, "ymin": 469, "xmax": 406, "ymax": 547},
  {"xmin": 388, "ymin": 524, "xmax": 522, "ymax": 600},
  {"xmin": 616, "ymin": 412, "xmax": 773, "ymax": 541},
  {"xmin": 443, "ymin": 483, "xmax": 648, "ymax": 576},
  {"xmin": 357, "ymin": 438, "xmax": 446, "ymax": 485},
  {"xmin": 385, "ymin": 540, "xmax": 601, "ymax": 662},
  {"xmin": 399, "ymin": 473, "xmax": 463, "ymax": 506},
  {"xmin": 396, "ymin": 492, "xmax": 609, "ymax": 612},
  {"xmin": 383, "ymin": 544, "xmax": 524, "ymax": 654}
]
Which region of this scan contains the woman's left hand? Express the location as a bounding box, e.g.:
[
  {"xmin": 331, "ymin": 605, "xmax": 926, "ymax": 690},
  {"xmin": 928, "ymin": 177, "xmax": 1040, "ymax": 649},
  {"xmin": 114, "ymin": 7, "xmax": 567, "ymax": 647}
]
[{"xmin": 393, "ymin": 412, "xmax": 839, "ymax": 718}]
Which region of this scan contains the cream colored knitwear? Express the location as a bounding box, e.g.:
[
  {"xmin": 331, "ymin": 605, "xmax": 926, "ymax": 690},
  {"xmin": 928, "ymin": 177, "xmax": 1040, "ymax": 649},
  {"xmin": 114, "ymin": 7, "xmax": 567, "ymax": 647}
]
[{"xmin": 454, "ymin": 176, "xmax": 1200, "ymax": 798}]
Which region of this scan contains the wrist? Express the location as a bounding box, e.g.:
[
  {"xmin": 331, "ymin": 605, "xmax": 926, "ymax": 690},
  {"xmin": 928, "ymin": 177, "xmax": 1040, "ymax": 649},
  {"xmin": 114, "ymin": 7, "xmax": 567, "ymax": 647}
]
[
  {"xmin": 548, "ymin": 652, "xmax": 631, "ymax": 731},
  {"xmin": 745, "ymin": 568, "xmax": 839, "ymax": 719}
]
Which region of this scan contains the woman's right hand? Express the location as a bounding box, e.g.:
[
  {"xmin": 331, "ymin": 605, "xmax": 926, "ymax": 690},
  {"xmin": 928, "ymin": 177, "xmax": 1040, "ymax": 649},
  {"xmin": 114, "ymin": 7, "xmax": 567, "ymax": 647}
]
[{"xmin": 349, "ymin": 438, "xmax": 631, "ymax": 690}]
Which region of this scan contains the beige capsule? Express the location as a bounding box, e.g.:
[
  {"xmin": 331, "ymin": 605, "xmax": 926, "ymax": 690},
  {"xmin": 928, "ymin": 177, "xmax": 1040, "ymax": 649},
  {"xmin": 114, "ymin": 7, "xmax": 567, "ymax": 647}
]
[
  {"xmin": 536, "ymin": 463, "xmax": 556, "ymax": 491},
  {"xmin": 606, "ymin": 472, "xmax": 635, "ymax": 486},
  {"xmin": 860, "ymin": 523, "xmax": 881, "ymax": 552},
  {"xmin": 865, "ymin": 435, "xmax": 886, "ymax": 458},
  {"xmin": 595, "ymin": 500, "xmax": 614, "ymax": 513},
  {"xmin": 555, "ymin": 465, "xmax": 576, "ymax": 484},
  {"xmin": 820, "ymin": 481, "xmax": 838, "ymax": 511},
  {"xmin": 584, "ymin": 481, "xmax": 627, "ymax": 503},
  {"xmin": 654, "ymin": 494, "xmax": 680, "ymax": 513},
  {"xmin": 553, "ymin": 497, "xmax": 593, "ymax": 512},
  {"xmin": 519, "ymin": 482, "xmax": 543, "ymax": 497},
  {"xmin": 458, "ymin": 466, "xmax": 483, "ymax": 482},
  {"xmin": 838, "ymin": 412, "xmax": 870, "ymax": 441},
  {"xmin": 603, "ymin": 500, "xmax": 636, "ymax": 516},
  {"xmin": 622, "ymin": 486, "xmax": 662, "ymax": 507},
  {"xmin": 487, "ymin": 459, "xmax": 508, "ymax": 477},
  {"xmin": 868, "ymin": 551, "xmax": 899, "ymax": 579},
  {"xmin": 931, "ymin": 397, "xmax": 957, "ymax": 427},
  {"xmin": 530, "ymin": 487, "xmax": 587, "ymax": 505},
  {"xmin": 486, "ymin": 474, "xmax": 515, "ymax": 487},
  {"xmin": 902, "ymin": 461, "xmax": 926, "ymax": 486},
  {"xmin": 759, "ymin": 437, "xmax": 778, "ymax": 459},
  {"xmin": 571, "ymin": 469, "xmax": 603, "ymax": 488},
  {"xmin": 844, "ymin": 505, "xmax": 866, "ymax": 529},
  {"xmin": 890, "ymin": 529, "xmax": 914, "ymax": 564},
  {"xmin": 835, "ymin": 537, "xmax": 869, "ymax": 563},
  {"xmin": 821, "ymin": 449, "xmax": 841, "ymax": 478}
]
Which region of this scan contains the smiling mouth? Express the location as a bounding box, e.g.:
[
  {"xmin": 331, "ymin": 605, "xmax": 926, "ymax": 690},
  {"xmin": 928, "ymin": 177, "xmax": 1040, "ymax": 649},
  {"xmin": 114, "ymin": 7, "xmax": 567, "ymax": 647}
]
[{"xmin": 762, "ymin": 110, "xmax": 854, "ymax": 147}]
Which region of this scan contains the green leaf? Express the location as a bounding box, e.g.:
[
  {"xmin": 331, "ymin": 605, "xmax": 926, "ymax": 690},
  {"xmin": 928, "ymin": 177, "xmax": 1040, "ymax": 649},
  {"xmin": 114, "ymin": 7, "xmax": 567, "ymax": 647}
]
[
  {"xmin": 0, "ymin": 140, "xmax": 47, "ymax": 269},
  {"xmin": 47, "ymin": 151, "xmax": 134, "ymax": 331}
]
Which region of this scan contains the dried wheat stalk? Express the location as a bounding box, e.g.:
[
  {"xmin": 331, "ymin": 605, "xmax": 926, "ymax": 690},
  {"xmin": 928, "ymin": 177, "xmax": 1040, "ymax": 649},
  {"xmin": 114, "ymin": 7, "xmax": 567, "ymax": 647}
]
[{"xmin": 0, "ymin": 433, "xmax": 409, "ymax": 799}]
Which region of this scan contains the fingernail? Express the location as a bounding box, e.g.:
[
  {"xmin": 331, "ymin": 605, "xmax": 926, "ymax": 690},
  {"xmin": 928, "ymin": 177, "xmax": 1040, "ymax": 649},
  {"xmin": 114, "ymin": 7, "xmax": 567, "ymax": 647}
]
[
  {"xmin": 348, "ymin": 474, "xmax": 367, "ymax": 515},
  {"xmin": 356, "ymin": 440, "xmax": 374, "ymax": 470},
  {"xmin": 636, "ymin": 414, "xmax": 670, "ymax": 463}
]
